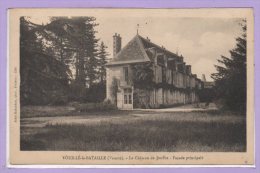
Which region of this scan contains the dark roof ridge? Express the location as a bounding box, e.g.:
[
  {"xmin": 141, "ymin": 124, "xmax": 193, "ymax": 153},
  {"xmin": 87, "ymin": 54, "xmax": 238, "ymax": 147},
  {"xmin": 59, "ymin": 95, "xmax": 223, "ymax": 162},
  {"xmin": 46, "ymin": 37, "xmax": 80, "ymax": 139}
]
[{"xmin": 137, "ymin": 34, "xmax": 182, "ymax": 61}]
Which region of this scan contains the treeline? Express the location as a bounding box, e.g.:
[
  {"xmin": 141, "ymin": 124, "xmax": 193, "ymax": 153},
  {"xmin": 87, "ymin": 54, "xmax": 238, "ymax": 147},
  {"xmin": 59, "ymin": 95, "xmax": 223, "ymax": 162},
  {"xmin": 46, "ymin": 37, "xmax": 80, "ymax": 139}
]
[
  {"xmin": 211, "ymin": 20, "xmax": 247, "ymax": 113},
  {"xmin": 20, "ymin": 17, "xmax": 109, "ymax": 105}
]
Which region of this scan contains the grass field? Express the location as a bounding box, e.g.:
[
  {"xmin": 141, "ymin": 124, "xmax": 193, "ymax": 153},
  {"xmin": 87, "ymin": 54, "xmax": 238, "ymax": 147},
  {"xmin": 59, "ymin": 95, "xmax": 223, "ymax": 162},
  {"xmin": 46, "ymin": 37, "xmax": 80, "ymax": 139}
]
[{"xmin": 20, "ymin": 107, "xmax": 246, "ymax": 152}]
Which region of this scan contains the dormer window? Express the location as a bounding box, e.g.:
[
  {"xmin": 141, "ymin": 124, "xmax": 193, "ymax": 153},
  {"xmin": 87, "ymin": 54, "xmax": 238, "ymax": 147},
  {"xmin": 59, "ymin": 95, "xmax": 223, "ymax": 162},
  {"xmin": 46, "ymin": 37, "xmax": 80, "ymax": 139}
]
[
  {"xmin": 157, "ymin": 54, "xmax": 164, "ymax": 66},
  {"xmin": 168, "ymin": 60, "xmax": 176, "ymax": 71}
]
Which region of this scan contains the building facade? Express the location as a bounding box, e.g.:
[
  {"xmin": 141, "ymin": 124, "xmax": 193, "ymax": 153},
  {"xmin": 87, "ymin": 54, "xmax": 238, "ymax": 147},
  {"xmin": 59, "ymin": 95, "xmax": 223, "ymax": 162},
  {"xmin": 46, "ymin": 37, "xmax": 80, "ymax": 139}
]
[{"xmin": 106, "ymin": 33, "xmax": 203, "ymax": 109}]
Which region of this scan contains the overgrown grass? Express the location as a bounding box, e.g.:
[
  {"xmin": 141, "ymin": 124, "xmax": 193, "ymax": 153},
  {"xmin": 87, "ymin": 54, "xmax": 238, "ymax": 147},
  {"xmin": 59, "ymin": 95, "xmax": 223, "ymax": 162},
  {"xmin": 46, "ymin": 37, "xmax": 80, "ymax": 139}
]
[
  {"xmin": 21, "ymin": 106, "xmax": 76, "ymax": 118},
  {"xmin": 21, "ymin": 111, "xmax": 246, "ymax": 152}
]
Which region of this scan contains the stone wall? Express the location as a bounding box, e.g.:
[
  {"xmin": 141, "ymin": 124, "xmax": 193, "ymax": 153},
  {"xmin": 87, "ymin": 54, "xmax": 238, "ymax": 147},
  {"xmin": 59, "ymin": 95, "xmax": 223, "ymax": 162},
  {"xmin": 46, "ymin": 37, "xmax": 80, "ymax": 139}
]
[
  {"xmin": 133, "ymin": 88, "xmax": 199, "ymax": 108},
  {"xmin": 106, "ymin": 66, "xmax": 122, "ymax": 102}
]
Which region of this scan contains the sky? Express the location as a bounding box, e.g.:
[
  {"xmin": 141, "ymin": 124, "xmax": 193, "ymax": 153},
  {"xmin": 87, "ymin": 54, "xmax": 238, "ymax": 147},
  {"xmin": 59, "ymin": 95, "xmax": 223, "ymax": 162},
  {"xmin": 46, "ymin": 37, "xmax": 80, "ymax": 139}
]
[{"xmin": 29, "ymin": 13, "xmax": 243, "ymax": 81}]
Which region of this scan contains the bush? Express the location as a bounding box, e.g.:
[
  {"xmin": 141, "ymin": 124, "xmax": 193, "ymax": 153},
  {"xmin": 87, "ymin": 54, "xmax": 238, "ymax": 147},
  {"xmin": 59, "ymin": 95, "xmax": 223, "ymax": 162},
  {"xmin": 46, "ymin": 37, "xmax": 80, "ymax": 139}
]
[
  {"xmin": 75, "ymin": 101, "xmax": 117, "ymax": 112},
  {"xmin": 198, "ymin": 88, "xmax": 215, "ymax": 103},
  {"xmin": 50, "ymin": 91, "xmax": 69, "ymax": 105},
  {"xmin": 85, "ymin": 83, "xmax": 106, "ymax": 103}
]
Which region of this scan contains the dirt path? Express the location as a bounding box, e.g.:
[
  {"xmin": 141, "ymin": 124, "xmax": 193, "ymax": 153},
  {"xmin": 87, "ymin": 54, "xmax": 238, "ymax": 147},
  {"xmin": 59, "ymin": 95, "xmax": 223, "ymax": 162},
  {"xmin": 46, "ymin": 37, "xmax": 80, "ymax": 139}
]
[{"xmin": 135, "ymin": 103, "xmax": 218, "ymax": 112}]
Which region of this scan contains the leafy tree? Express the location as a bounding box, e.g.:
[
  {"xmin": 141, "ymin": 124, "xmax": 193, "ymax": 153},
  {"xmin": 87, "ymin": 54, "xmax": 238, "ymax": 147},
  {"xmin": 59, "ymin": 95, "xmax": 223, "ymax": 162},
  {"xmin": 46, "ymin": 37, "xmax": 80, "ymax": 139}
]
[
  {"xmin": 83, "ymin": 17, "xmax": 99, "ymax": 87},
  {"xmin": 42, "ymin": 17, "xmax": 99, "ymax": 100},
  {"xmin": 211, "ymin": 20, "xmax": 247, "ymax": 113},
  {"xmin": 97, "ymin": 41, "xmax": 109, "ymax": 83},
  {"xmin": 39, "ymin": 17, "xmax": 99, "ymax": 87},
  {"xmin": 110, "ymin": 77, "xmax": 119, "ymax": 104},
  {"xmin": 85, "ymin": 83, "xmax": 106, "ymax": 102},
  {"xmin": 20, "ymin": 17, "xmax": 70, "ymax": 105},
  {"xmin": 20, "ymin": 16, "xmax": 102, "ymax": 103},
  {"xmin": 43, "ymin": 17, "xmax": 75, "ymax": 66},
  {"xmin": 20, "ymin": 17, "xmax": 43, "ymax": 52},
  {"xmin": 67, "ymin": 17, "xmax": 92, "ymax": 90}
]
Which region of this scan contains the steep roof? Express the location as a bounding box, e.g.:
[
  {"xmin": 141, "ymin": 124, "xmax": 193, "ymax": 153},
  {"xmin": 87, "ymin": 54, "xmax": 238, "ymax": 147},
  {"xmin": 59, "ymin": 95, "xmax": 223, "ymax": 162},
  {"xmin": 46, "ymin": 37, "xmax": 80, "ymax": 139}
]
[
  {"xmin": 106, "ymin": 34, "xmax": 182, "ymax": 66},
  {"xmin": 106, "ymin": 35, "xmax": 150, "ymax": 66}
]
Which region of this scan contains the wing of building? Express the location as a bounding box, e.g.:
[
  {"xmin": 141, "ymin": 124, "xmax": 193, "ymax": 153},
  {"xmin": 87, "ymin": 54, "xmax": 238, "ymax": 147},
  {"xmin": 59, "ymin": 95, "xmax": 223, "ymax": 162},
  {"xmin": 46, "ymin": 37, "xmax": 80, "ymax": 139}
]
[{"xmin": 106, "ymin": 33, "xmax": 203, "ymax": 109}]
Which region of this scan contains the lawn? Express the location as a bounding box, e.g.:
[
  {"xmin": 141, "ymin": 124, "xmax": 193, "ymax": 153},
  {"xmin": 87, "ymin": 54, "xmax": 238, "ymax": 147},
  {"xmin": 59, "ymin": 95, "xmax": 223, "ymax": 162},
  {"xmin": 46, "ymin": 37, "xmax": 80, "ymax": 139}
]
[{"xmin": 20, "ymin": 107, "xmax": 246, "ymax": 152}]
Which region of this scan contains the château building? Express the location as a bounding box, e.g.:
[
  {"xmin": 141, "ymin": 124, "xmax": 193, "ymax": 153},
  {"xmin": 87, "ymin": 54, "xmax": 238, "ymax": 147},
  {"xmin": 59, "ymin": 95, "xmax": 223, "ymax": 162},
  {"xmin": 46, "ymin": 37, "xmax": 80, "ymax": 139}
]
[{"xmin": 106, "ymin": 33, "xmax": 203, "ymax": 109}]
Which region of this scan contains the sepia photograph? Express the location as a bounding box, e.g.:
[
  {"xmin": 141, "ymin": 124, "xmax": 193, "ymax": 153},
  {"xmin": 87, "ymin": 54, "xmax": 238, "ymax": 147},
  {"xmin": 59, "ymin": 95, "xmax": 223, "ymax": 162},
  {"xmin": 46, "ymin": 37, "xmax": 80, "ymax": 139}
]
[{"xmin": 8, "ymin": 8, "xmax": 254, "ymax": 165}]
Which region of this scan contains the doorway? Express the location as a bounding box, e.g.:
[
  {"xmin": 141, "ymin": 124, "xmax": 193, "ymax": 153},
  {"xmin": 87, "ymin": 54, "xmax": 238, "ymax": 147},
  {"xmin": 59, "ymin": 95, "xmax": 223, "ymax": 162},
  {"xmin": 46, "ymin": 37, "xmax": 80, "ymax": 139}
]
[{"xmin": 122, "ymin": 88, "xmax": 133, "ymax": 109}]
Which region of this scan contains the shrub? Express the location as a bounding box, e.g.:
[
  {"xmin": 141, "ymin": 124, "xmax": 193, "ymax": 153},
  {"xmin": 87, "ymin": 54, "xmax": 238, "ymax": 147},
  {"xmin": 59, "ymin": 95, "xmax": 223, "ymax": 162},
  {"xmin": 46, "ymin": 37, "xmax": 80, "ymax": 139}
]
[
  {"xmin": 75, "ymin": 101, "xmax": 117, "ymax": 112},
  {"xmin": 67, "ymin": 101, "xmax": 81, "ymax": 107},
  {"xmin": 84, "ymin": 83, "xmax": 106, "ymax": 103}
]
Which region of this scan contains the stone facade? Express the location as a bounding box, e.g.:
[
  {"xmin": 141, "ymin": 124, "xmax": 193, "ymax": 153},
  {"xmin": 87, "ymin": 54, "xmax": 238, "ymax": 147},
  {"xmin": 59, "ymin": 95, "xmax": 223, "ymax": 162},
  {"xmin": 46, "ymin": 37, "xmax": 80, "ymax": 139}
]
[
  {"xmin": 133, "ymin": 88, "xmax": 199, "ymax": 108},
  {"xmin": 106, "ymin": 33, "xmax": 203, "ymax": 109}
]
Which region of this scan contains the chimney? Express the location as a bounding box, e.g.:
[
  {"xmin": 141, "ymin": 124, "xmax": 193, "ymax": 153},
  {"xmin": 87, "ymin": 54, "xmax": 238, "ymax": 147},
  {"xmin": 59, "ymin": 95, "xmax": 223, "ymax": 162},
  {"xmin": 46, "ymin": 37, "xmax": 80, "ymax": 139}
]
[
  {"xmin": 186, "ymin": 65, "xmax": 191, "ymax": 75},
  {"xmin": 113, "ymin": 33, "xmax": 122, "ymax": 57},
  {"xmin": 201, "ymin": 74, "xmax": 206, "ymax": 82},
  {"xmin": 179, "ymin": 55, "xmax": 184, "ymax": 62}
]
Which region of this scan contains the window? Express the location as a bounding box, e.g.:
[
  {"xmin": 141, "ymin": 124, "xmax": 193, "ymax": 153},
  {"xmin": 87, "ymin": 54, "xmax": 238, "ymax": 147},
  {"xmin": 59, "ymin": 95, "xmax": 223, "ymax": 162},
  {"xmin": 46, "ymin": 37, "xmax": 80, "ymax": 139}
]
[
  {"xmin": 124, "ymin": 88, "xmax": 132, "ymax": 105},
  {"xmin": 123, "ymin": 67, "xmax": 129, "ymax": 83},
  {"xmin": 128, "ymin": 94, "xmax": 132, "ymax": 104},
  {"xmin": 157, "ymin": 54, "xmax": 164, "ymax": 65},
  {"xmin": 124, "ymin": 94, "xmax": 128, "ymax": 104}
]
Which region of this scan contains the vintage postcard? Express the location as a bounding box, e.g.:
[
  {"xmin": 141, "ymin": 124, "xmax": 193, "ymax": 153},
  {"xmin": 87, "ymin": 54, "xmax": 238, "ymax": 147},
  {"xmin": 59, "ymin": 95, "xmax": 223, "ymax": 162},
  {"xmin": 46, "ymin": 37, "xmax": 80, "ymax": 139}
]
[{"xmin": 8, "ymin": 8, "xmax": 254, "ymax": 165}]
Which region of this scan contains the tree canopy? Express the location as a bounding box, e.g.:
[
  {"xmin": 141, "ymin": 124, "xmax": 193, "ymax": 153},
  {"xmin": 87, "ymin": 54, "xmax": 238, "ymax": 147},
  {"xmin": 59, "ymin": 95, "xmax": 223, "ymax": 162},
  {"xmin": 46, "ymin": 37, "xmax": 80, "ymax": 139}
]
[
  {"xmin": 20, "ymin": 16, "xmax": 109, "ymax": 105},
  {"xmin": 211, "ymin": 20, "xmax": 247, "ymax": 113}
]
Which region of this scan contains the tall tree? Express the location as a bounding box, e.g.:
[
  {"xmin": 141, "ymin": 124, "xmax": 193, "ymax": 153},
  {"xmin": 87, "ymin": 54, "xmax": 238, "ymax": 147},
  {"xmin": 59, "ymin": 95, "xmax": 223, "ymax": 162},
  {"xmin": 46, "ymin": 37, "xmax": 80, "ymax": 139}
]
[
  {"xmin": 42, "ymin": 17, "xmax": 99, "ymax": 89},
  {"xmin": 83, "ymin": 17, "xmax": 99, "ymax": 87},
  {"xmin": 21, "ymin": 16, "xmax": 101, "ymax": 102},
  {"xmin": 20, "ymin": 17, "xmax": 43, "ymax": 52},
  {"xmin": 131, "ymin": 62, "xmax": 154, "ymax": 89},
  {"xmin": 211, "ymin": 20, "xmax": 247, "ymax": 113},
  {"xmin": 43, "ymin": 17, "xmax": 75, "ymax": 66},
  {"xmin": 20, "ymin": 17, "xmax": 70, "ymax": 105},
  {"xmin": 97, "ymin": 41, "xmax": 109, "ymax": 83}
]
